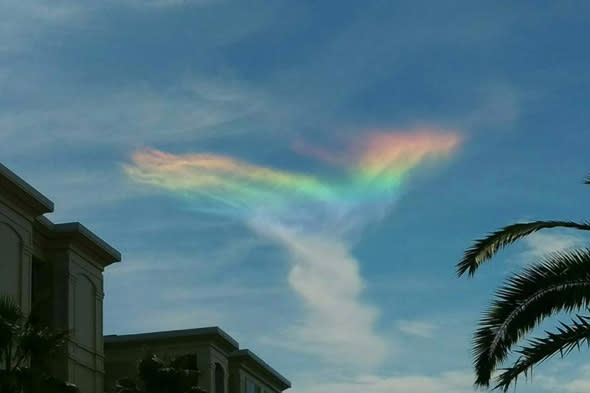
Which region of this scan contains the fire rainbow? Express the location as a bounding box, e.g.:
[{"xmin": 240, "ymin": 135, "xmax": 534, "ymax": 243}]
[{"xmin": 124, "ymin": 129, "xmax": 461, "ymax": 214}]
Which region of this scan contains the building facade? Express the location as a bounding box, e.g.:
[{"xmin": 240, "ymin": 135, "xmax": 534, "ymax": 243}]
[
  {"xmin": 0, "ymin": 163, "xmax": 291, "ymax": 393},
  {"xmin": 0, "ymin": 162, "xmax": 121, "ymax": 393},
  {"xmin": 104, "ymin": 328, "xmax": 291, "ymax": 393}
]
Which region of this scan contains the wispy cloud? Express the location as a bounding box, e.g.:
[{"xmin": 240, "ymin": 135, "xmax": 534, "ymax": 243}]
[
  {"xmin": 121, "ymin": 0, "xmax": 217, "ymax": 7},
  {"xmin": 521, "ymin": 231, "xmax": 586, "ymax": 264},
  {"xmin": 4, "ymin": 2, "xmax": 583, "ymax": 392},
  {"xmin": 536, "ymin": 363, "xmax": 590, "ymax": 393},
  {"xmin": 123, "ymin": 130, "xmax": 462, "ymax": 370},
  {"xmin": 0, "ymin": 77, "xmax": 269, "ymax": 156},
  {"xmin": 292, "ymin": 370, "xmax": 474, "ymax": 393},
  {"xmin": 459, "ymin": 82, "xmax": 522, "ymax": 131},
  {"xmin": 104, "ymin": 246, "xmax": 285, "ymax": 336},
  {"xmin": 253, "ymin": 225, "xmax": 389, "ymax": 370},
  {"xmin": 0, "ymin": 0, "xmax": 82, "ymax": 54},
  {"xmin": 396, "ymin": 320, "xmax": 438, "ymax": 339}
]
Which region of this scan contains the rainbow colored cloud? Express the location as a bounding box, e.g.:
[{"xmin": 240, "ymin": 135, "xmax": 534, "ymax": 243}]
[{"xmin": 124, "ymin": 129, "xmax": 461, "ymax": 215}]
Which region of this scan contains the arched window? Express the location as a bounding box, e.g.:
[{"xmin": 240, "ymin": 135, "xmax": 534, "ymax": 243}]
[
  {"xmin": 0, "ymin": 223, "xmax": 21, "ymax": 302},
  {"xmin": 74, "ymin": 275, "xmax": 96, "ymax": 349},
  {"xmin": 215, "ymin": 363, "xmax": 225, "ymax": 393}
]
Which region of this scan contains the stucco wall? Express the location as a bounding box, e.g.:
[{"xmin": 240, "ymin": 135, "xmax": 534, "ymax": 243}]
[
  {"xmin": 0, "ymin": 165, "xmax": 117, "ymax": 393},
  {"xmin": 0, "ymin": 222, "xmax": 22, "ymax": 299},
  {"xmin": 205, "ymin": 344, "xmax": 230, "ymax": 393},
  {"xmin": 229, "ymin": 361, "xmax": 284, "ymax": 393},
  {"xmin": 240, "ymin": 368, "xmax": 279, "ymax": 393},
  {"xmin": 65, "ymin": 249, "xmax": 105, "ymax": 393},
  {"xmin": 29, "ymin": 241, "xmax": 106, "ymax": 393},
  {"xmin": 0, "ymin": 199, "xmax": 33, "ymax": 314}
]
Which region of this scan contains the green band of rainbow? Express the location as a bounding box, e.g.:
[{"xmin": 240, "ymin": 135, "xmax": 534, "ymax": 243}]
[{"xmin": 124, "ymin": 129, "xmax": 461, "ymax": 213}]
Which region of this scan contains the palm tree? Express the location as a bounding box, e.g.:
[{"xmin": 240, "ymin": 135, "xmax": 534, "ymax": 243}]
[
  {"xmin": 457, "ymin": 202, "xmax": 590, "ymax": 392},
  {"xmin": 0, "ymin": 295, "xmax": 79, "ymax": 393},
  {"xmin": 114, "ymin": 353, "xmax": 206, "ymax": 393}
]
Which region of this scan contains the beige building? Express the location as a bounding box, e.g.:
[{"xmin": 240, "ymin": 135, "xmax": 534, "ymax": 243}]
[
  {"xmin": 104, "ymin": 328, "xmax": 291, "ymax": 393},
  {"xmin": 0, "ymin": 162, "xmax": 120, "ymax": 393},
  {"xmin": 0, "ymin": 163, "xmax": 291, "ymax": 393}
]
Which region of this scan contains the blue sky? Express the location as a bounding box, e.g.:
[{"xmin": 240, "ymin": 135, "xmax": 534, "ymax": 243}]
[{"xmin": 3, "ymin": 1, "xmax": 590, "ymax": 392}]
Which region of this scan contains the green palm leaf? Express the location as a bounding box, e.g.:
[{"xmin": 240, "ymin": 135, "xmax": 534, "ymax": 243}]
[
  {"xmin": 17, "ymin": 322, "xmax": 69, "ymax": 367},
  {"xmin": 494, "ymin": 314, "xmax": 590, "ymax": 392},
  {"xmin": 457, "ymin": 221, "xmax": 590, "ymax": 277},
  {"xmin": 472, "ymin": 248, "xmax": 590, "ymax": 387},
  {"xmin": 0, "ymin": 296, "xmax": 76, "ymax": 392},
  {"xmin": 0, "ymin": 296, "xmax": 23, "ymax": 368},
  {"xmin": 0, "ymin": 296, "xmax": 23, "ymax": 323}
]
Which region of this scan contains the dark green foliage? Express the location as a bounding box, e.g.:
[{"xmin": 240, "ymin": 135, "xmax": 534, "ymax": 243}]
[
  {"xmin": 114, "ymin": 353, "xmax": 206, "ymax": 393},
  {"xmin": 457, "ymin": 178, "xmax": 590, "ymax": 390},
  {"xmin": 471, "ymin": 249, "xmax": 590, "ymax": 386},
  {"xmin": 0, "ymin": 295, "xmax": 78, "ymax": 393},
  {"xmin": 457, "ymin": 221, "xmax": 590, "ymax": 277},
  {"xmin": 114, "ymin": 377, "xmax": 142, "ymax": 393},
  {"xmin": 170, "ymin": 354, "xmax": 197, "ymax": 371},
  {"xmin": 495, "ymin": 314, "xmax": 590, "ymax": 391}
]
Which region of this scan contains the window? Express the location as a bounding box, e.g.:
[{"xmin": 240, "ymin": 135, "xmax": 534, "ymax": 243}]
[
  {"xmin": 246, "ymin": 379, "xmax": 260, "ymax": 393},
  {"xmin": 246, "ymin": 380, "xmax": 255, "ymax": 393},
  {"xmin": 31, "ymin": 257, "xmax": 52, "ymax": 325},
  {"xmin": 215, "ymin": 363, "xmax": 225, "ymax": 393}
]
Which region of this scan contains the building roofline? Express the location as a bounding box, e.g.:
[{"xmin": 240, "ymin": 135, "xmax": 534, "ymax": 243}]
[
  {"xmin": 230, "ymin": 349, "xmax": 291, "ymax": 390},
  {"xmin": 104, "ymin": 327, "xmax": 239, "ymax": 350},
  {"xmin": 35, "ymin": 216, "xmax": 121, "ymax": 266},
  {"xmin": 0, "ymin": 162, "xmax": 54, "ymax": 215}
]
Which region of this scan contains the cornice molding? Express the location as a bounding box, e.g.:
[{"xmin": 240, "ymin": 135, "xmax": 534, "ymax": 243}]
[{"xmin": 0, "ymin": 162, "xmax": 54, "ymax": 216}]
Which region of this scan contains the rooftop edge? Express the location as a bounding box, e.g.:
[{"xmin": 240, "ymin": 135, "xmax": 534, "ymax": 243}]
[
  {"xmin": 230, "ymin": 349, "xmax": 291, "ymax": 390},
  {"xmin": 104, "ymin": 326, "xmax": 239, "ymax": 350},
  {"xmin": 36, "ymin": 216, "xmax": 121, "ymax": 265},
  {"xmin": 0, "ymin": 162, "xmax": 54, "ymax": 215}
]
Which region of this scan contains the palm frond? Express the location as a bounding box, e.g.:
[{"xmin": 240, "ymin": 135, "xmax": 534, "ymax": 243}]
[
  {"xmin": 0, "ymin": 296, "xmax": 23, "ymax": 365},
  {"xmin": 494, "ymin": 314, "xmax": 590, "ymax": 392},
  {"xmin": 457, "ymin": 221, "xmax": 590, "ymax": 277},
  {"xmin": 0, "ymin": 296, "xmax": 23, "ymax": 324},
  {"xmin": 472, "ymin": 249, "xmax": 590, "ymax": 387},
  {"xmin": 16, "ymin": 322, "xmax": 69, "ymax": 369}
]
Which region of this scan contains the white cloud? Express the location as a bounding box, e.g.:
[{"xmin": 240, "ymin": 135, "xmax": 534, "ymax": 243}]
[
  {"xmin": 396, "ymin": 320, "xmax": 438, "ymax": 338},
  {"xmin": 252, "ymin": 222, "xmax": 389, "ymax": 371},
  {"xmin": 19, "ymin": 167, "xmax": 147, "ymax": 222},
  {"xmin": 0, "ymin": 2, "xmax": 481, "ymax": 389},
  {"xmin": 292, "ymin": 370, "xmax": 475, "ymax": 393},
  {"xmin": 535, "ymin": 363, "xmax": 590, "ymax": 393},
  {"xmin": 563, "ymin": 379, "xmax": 590, "ymax": 393},
  {"xmin": 104, "ymin": 248, "xmax": 282, "ymax": 335},
  {"xmin": 105, "ymin": 229, "xmax": 270, "ymax": 279},
  {"xmin": 0, "ymin": 77, "xmax": 269, "ymax": 156},
  {"xmin": 0, "ymin": 1, "xmax": 82, "ymax": 54},
  {"xmin": 105, "ymin": 253, "xmax": 203, "ymax": 276},
  {"xmin": 521, "ymin": 232, "xmax": 585, "ymax": 263}
]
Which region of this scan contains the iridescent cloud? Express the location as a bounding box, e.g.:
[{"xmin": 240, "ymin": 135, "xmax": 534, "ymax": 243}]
[
  {"xmin": 292, "ymin": 129, "xmax": 461, "ymax": 190},
  {"xmin": 124, "ymin": 148, "xmax": 335, "ymax": 212},
  {"xmin": 124, "ymin": 128, "xmax": 462, "ymax": 364},
  {"xmin": 124, "ymin": 129, "xmax": 461, "ymax": 214}
]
